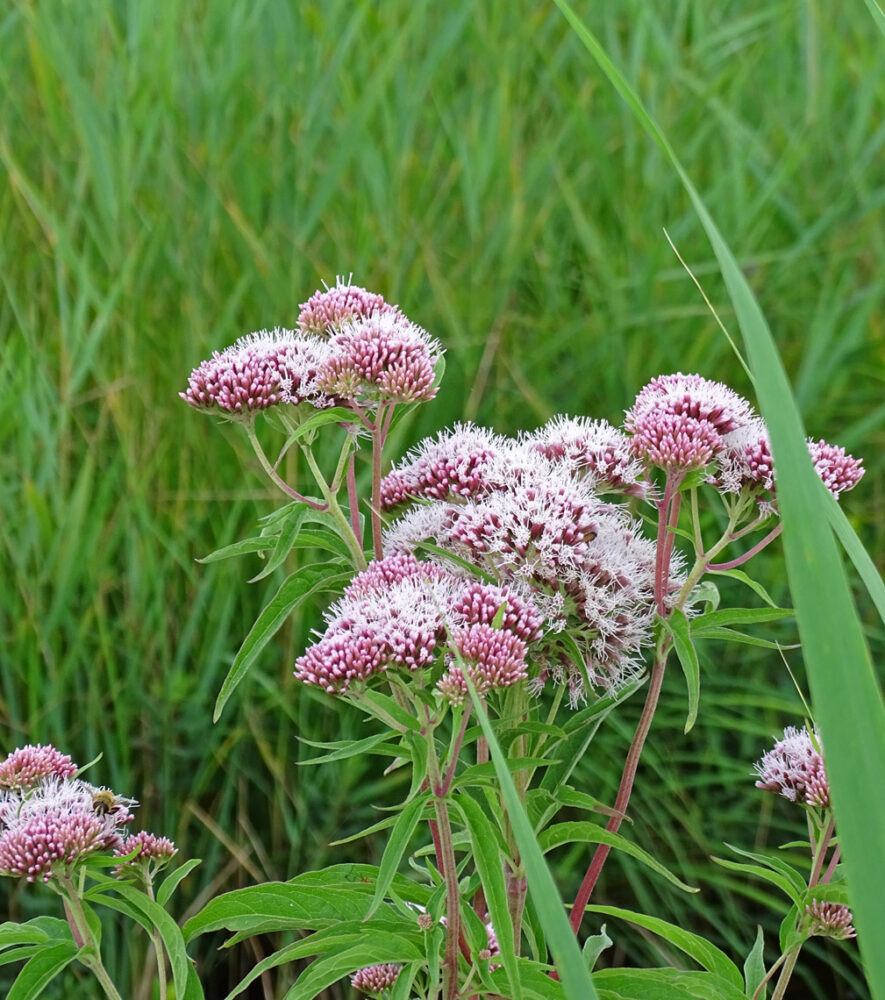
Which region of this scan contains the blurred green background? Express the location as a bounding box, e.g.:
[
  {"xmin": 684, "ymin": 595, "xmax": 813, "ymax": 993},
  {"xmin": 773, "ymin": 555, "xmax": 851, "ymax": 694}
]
[{"xmin": 1, "ymin": 1, "xmax": 881, "ymax": 996}]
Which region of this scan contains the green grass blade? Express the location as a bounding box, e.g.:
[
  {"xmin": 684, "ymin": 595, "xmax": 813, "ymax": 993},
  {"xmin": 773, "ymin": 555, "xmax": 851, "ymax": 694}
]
[
  {"xmin": 863, "ymin": 0, "xmax": 885, "ymax": 36},
  {"xmin": 467, "ymin": 682, "xmax": 599, "ymax": 1000},
  {"xmin": 553, "ymin": 5, "xmax": 885, "ymax": 996}
]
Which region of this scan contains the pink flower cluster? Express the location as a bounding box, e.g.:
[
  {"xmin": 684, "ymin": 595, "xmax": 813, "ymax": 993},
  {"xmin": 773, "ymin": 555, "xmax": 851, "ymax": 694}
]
[
  {"xmin": 0, "ymin": 745, "xmax": 174, "ymax": 884},
  {"xmin": 625, "ymin": 372, "xmax": 752, "ymax": 472},
  {"xmin": 381, "ymin": 431, "xmax": 670, "ymax": 699},
  {"xmin": 754, "ymin": 726, "xmax": 830, "ymax": 808},
  {"xmin": 0, "ymin": 744, "xmax": 77, "ymax": 790},
  {"xmin": 622, "ymin": 371, "xmax": 863, "ymax": 505},
  {"xmin": 181, "ymin": 280, "xmax": 440, "ymax": 419},
  {"xmin": 351, "ymin": 962, "xmax": 401, "ymax": 994},
  {"xmin": 805, "ymin": 899, "xmax": 856, "ymax": 940},
  {"xmin": 295, "ymin": 554, "xmax": 540, "ymax": 697},
  {"xmin": 113, "ymin": 830, "xmax": 178, "ymax": 878}
]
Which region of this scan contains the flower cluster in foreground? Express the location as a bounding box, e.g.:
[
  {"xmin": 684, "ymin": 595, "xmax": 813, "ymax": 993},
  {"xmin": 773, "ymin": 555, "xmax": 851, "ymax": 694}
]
[
  {"xmin": 180, "ymin": 278, "xmax": 441, "ymax": 419},
  {"xmin": 0, "ymin": 745, "xmax": 175, "ymax": 884}
]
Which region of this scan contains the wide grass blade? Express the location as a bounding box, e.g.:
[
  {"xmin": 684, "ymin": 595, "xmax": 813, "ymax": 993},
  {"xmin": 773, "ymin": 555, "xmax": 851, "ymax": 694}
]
[
  {"xmin": 553, "ymin": 4, "xmax": 885, "ymax": 995},
  {"xmin": 467, "ymin": 682, "xmax": 599, "ymax": 1000}
]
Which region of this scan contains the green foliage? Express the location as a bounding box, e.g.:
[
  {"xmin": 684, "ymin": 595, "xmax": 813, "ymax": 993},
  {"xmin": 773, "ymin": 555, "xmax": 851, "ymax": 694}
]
[{"xmin": 1, "ymin": 1, "xmax": 881, "ymax": 996}]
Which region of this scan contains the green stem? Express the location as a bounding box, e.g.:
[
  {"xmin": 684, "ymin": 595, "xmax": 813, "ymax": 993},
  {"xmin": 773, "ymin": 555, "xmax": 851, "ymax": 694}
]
[
  {"xmin": 770, "ymin": 946, "xmax": 801, "ymax": 1000},
  {"xmin": 302, "ymin": 445, "xmax": 368, "ymax": 571},
  {"xmin": 245, "ymin": 425, "xmax": 327, "ymax": 509},
  {"xmin": 146, "ymin": 883, "xmax": 168, "ymax": 1000},
  {"xmin": 59, "ymin": 876, "xmax": 124, "ymax": 1000}
]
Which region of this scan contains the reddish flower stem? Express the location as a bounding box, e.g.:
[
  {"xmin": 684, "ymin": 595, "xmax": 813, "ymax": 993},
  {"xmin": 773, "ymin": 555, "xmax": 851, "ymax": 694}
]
[
  {"xmin": 370, "ymin": 403, "xmax": 388, "ymax": 560},
  {"xmin": 708, "ymin": 522, "xmax": 783, "ymax": 571},
  {"xmin": 568, "ymin": 637, "xmax": 670, "ymax": 931}
]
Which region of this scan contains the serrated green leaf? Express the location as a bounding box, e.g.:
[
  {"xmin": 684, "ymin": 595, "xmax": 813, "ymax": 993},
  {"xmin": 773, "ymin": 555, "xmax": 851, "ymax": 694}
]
[
  {"xmin": 196, "ymin": 536, "xmax": 275, "ymax": 564},
  {"xmin": 298, "ymin": 730, "xmax": 400, "ymax": 765},
  {"xmin": 6, "ymin": 941, "xmax": 80, "ymax": 1000},
  {"xmin": 452, "ymin": 756, "xmax": 558, "ymax": 790},
  {"xmin": 663, "ymin": 609, "xmax": 700, "ymax": 733},
  {"xmin": 710, "ymin": 857, "xmax": 803, "ymax": 906},
  {"xmin": 359, "ymin": 689, "xmax": 418, "ymax": 732},
  {"xmin": 217, "ymin": 919, "xmax": 420, "ymax": 1000},
  {"xmin": 248, "ymin": 506, "xmax": 308, "ymax": 582},
  {"xmin": 707, "ymin": 569, "xmax": 779, "ymax": 608},
  {"xmin": 691, "ymin": 627, "xmax": 795, "ymax": 650},
  {"xmin": 456, "ymin": 793, "xmax": 522, "ymax": 999},
  {"xmin": 743, "ymin": 926, "xmax": 766, "ymax": 999},
  {"xmin": 541, "ymin": 823, "xmax": 697, "ymax": 894},
  {"xmin": 0, "ymin": 947, "xmax": 41, "ymax": 969},
  {"xmin": 586, "ymin": 905, "xmax": 741, "ymax": 988},
  {"xmin": 721, "ymin": 844, "xmax": 808, "ymax": 897},
  {"xmin": 213, "ymin": 566, "xmax": 351, "ymax": 721},
  {"xmin": 0, "ymin": 919, "xmax": 68, "ymax": 950},
  {"xmin": 156, "ymin": 858, "xmax": 202, "ymax": 908},
  {"xmin": 594, "ymin": 967, "xmax": 748, "ymax": 1000},
  {"xmin": 282, "ymin": 936, "xmax": 425, "ymax": 1000},
  {"xmin": 690, "ymin": 608, "xmax": 793, "ymax": 630},
  {"xmin": 364, "ymin": 792, "xmax": 429, "ymax": 921}
]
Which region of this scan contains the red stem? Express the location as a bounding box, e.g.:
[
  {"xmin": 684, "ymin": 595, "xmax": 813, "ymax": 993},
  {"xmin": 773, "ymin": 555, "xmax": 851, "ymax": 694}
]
[
  {"xmin": 708, "ymin": 522, "xmax": 783, "ymax": 570},
  {"xmin": 568, "ymin": 641, "xmax": 670, "ymax": 931},
  {"xmin": 370, "ymin": 403, "xmax": 388, "ymax": 560}
]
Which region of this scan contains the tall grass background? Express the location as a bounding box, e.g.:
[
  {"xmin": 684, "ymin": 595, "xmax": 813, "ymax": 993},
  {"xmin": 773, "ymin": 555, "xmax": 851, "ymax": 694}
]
[{"xmin": 1, "ymin": 2, "xmax": 882, "ymax": 996}]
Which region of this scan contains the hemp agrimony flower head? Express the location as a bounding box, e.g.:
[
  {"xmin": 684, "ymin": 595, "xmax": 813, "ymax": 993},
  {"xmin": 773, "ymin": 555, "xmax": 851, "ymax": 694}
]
[
  {"xmin": 297, "ymin": 277, "xmax": 401, "ymax": 336},
  {"xmin": 713, "ymin": 420, "xmax": 864, "ymax": 510},
  {"xmin": 113, "ymin": 830, "xmax": 178, "ymax": 879},
  {"xmin": 804, "ymin": 900, "xmax": 856, "ymax": 940},
  {"xmin": 0, "ymin": 744, "xmax": 78, "ymax": 790},
  {"xmin": 754, "ymin": 726, "xmax": 830, "ymax": 808},
  {"xmin": 382, "ymin": 435, "xmax": 676, "ymax": 701},
  {"xmin": 523, "ymin": 415, "xmax": 646, "ymax": 497},
  {"xmin": 180, "ymin": 329, "xmax": 334, "ymax": 419},
  {"xmin": 350, "ymin": 962, "xmax": 402, "ymax": 995},
  {"xmin": 625, "ymin": 372, "xmax": 754, "ymax": 473},
  {"xmin": 294, "ymin": 553, "xmax": 545, "ymax": 697},
  {"xmin": 381, "ymin": 423, "xmax": 503, "ymax": 509},
  {"xmin": 0, "ymin": 777, "xmax": 135, "ymax": 883},
  {"xmin": 437, "ymin": 624, "xmax": 529, "ymax": 705},
  {"xmin": 317, "ymin": 312, "xmax": 442, "ymax": 405}
]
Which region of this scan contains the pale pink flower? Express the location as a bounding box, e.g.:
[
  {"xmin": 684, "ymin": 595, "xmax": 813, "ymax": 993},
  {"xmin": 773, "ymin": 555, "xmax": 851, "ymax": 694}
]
[
  {"xmin": 437, "ymin": 624, "xmax": 528, "ymax": 705},
  {"xmin": 293, "ymin": 627, "xmax": 387, "ymax": 694},
  {"xmin": 754, "ymin": 726, "xmax": 829, "ymax": 808},
  {"xmin": 711, "ymin": 418, "xmax": 775, "ymax": 497},
  {"xmin": 524, "ymin": 416, "xmax": 646, "ymax": 497},
  {"xmin": 351, "ymin": 963, "xmax": 401, "ymax": 994},
  {"xmin": 805, "ymin": 900, "xmax": 856, "ymax": 940},
  {"xmin": 451, "ymin": 581, "xmax": 542, "ymax": 643},
  {"xmin": 0, "ymin": 779, "xmax": 134, "ymax": 882},
  {"xmin": 114, "ymin": 830, "xmax": 177, "ymax": 878},
  {"xmin": 629, "ymin": 411, "xmax": 722, "ymax": 472},
  {"xmin": 317, "ymin": 313, "xmax": 441, "ymax": 405},
  {"xmin": 180, "ymin": 329, "xmax": 333, "ymax": 417},
  {"xmin": 0, "ymin": 745, "xmax": 77, "ymax": 790},
  {"xmin": 807, "ymin": 439, "xmax": 864, "ymax": 498},
  {"xmin": 626, "ymin": 372, "xmax": 753, "ymax": 436},
  {"xmin": 380, "ymin": 423, "xmax": 502, "ymax": 509},
  {"xmin": 298, "ymin": 278, "xmax": 400, "ymax": 335}
]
